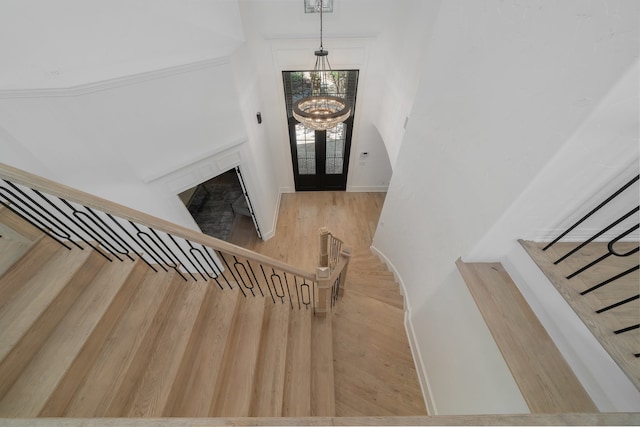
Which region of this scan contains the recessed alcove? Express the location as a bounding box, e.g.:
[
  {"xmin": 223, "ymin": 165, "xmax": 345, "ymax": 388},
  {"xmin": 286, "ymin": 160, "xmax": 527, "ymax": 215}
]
[{"xmin": 179, "ymin": 169, "xmax": 256, "ymax": 241}]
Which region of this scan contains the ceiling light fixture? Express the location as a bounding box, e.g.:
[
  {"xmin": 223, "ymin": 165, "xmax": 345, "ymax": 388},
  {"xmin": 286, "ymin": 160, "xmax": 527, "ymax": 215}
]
[{"xmin": 293, "ymin": 1, "xmax": 350, "ymax": 131}]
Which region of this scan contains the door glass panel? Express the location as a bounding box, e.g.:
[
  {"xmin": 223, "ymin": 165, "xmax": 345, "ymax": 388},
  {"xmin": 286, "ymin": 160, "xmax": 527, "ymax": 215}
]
[
  {"xmin": 296, "ymin": 123, "xmax": 316, "ymax": 175},
  {"xmin": 326, "ymin": 123, "xmax": 345, "ymax": 175}
]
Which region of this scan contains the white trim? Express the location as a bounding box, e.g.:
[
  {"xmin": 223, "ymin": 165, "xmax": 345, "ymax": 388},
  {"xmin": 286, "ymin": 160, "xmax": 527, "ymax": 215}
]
[
  {"xmin": 370, "ymin": 245, "xmax": 438, "ymax": 416},
  {"xmin": 346, "ymin": 185, "xmax": 389, "ymax": 193},
  {"xmin": 142, "ymin": 137, "xmax": 247, "ymax": 184},
  {"xmin": 0, "ymin": 57, "xmax": 231, "ymax": 99},
  {"xmin": 260, "ymin": 190, "xmax": 282, "ymax": 241},
  {"xmin": 279, "ymin": 186, "xmax": 296, "ymax": 194}
]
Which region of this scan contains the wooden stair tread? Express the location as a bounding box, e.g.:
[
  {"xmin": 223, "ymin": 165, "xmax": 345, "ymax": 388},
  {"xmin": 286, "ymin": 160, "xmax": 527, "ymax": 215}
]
[
  {"xmin": 0, "ymin": 259, "xmax": 139, "ymax": 416},
  {"xmin": 0, "ymin": 248, "xmax": 105, "ymax": 403},
  {"xmin": 347, "ymin": 286, "xmax": 404, "ymax": 310},
  {"xmin": 311, "ymin": 314, "xmax": 335, "ymax": 416},
  {"xmin": 165, "ymin": 287, "xmax": 241, "ymax": 417},
  {"xmin": 281, "ymin": 308, "xmax": 312, "ymax": 417},
  {"xmin": 0, "ymin": 205, "xmax": 43, "ymax": 241},
  {"xmin": 211, "ymin": 295, "xmax": 267, "ymax": 417},
  {"xmin": 0, "ymin": 237, "xmax": 60, "ymax": 311},
  {"xmin": 455, "ymin": 258, "xmax": 597, "ymax": 413},
  {"xmin": 249, "ymin": 302, "xmax": 291, "ymax": 417},
  {"xmin": 120, "ymin": 277, "xmax": 209, "ymax": 417},
  {"xmin": 61, "ymin": 270, "xmax": 176, "ymax": 417},
  {"xmin": 0, "ymin": 237, "xmax": 35, "ymax": 278},
  {"xmin": 39, "ymin": 260, "xmax": 148, "ymax": 417},
  {"xmin": 332, "ymin": 294, "xmax": 424, "ymax": 416}
]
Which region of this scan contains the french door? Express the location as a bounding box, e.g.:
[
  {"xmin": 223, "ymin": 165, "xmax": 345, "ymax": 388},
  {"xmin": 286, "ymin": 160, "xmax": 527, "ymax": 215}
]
[
  {"xmin": 288, "ymin": 117, "xmax": 353, "ymax": 191},
  {"xmin": 283, "ymin": 70, "xmax": 358, "ymax": 191}
]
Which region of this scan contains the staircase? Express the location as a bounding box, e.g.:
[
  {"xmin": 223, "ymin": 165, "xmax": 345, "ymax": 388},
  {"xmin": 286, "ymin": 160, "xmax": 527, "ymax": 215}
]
[
  {"xmin": 333, "ymin": 248, "xmax": 425, "ymax": 416},
  {"xmin": 0, "ymin": 220, "xmax": 334, "ymax": 417}
]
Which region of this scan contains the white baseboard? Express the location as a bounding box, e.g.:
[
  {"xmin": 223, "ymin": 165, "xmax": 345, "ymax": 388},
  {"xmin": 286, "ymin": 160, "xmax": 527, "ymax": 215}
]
[
  {"xmin": 346, "ymin": 185, "xmax": 388, "ymax": 192},
  {"xmin": 370, "ymin": 245, "xmax": 438, "ymax": 415},
  {"xmin": 279, "ymin": 186, "xmax": 295, "ymax": 194}
]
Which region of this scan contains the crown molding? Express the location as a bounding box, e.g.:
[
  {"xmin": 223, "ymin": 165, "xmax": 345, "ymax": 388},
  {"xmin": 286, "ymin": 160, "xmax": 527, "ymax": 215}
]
[{"xmin": 0, "ymin": 57, "xmax": 231, "ymax": 99}]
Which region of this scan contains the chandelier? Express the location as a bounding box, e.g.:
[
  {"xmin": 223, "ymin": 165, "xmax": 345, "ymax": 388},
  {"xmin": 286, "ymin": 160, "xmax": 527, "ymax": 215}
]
[{"xmin": 292, "ymin": 2, "xmax": 350, "ymax": 131}]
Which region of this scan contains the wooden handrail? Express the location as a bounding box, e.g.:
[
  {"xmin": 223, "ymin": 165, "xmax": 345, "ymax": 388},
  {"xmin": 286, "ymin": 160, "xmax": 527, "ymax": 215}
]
[{"xmin": 0, "ymin": 162, "xmax": 315, "ymax": 281}]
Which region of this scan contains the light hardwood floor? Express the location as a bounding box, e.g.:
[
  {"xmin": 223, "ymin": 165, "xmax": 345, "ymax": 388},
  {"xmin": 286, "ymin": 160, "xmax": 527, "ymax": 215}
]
[{"xmin": 228, "ymin": 191, "xmax": 427, "ymax": 416}]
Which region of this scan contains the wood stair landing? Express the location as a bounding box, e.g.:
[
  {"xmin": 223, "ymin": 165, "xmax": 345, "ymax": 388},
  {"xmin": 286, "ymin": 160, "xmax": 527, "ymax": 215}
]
[
  {"xmin": 0, "ymin": 235, "xmax": 334, "ymax": 418},
  {"xmin": 332, "ymin": 248, "xmax": 426, "ymax": 417},
  {"xmin": 455, "ymin": 259, "xmax": 597, "ymax": 413}
]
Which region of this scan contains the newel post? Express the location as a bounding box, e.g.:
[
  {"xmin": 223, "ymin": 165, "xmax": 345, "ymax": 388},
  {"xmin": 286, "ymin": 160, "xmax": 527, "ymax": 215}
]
[
  {"xmin": 337, "ymin": 247, "xmax": 352, "ymax": 296},
  {"xmin": 319, "ymin": 227, "xmax": 330, "ymax": 268},
  {"xmin": 315, "ymin": 266, "xmax": 331, "ymax": 317}
]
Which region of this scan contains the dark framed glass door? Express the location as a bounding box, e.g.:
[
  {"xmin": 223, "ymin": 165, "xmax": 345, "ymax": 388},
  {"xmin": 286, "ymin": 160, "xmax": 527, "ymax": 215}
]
[{"xmin": 283, "ymin": 70, "xmax": 358, "ymax": 191}]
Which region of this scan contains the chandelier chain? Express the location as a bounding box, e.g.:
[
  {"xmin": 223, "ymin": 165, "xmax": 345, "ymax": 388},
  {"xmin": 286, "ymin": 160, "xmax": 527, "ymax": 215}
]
[{"xmin": 319, "ymin": 1, "xmax": 324, "ymax": 51}]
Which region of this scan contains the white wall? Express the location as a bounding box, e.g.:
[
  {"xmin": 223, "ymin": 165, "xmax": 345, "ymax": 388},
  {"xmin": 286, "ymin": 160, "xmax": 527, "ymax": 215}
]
[
  {"xmin": 373, "ymin": 0, "xmax": 639, "ymax": 415},
  {"xmin": 0, "ymin": 0, "xmax": 245, "ymax": 90},
  {"xmin": 466, "ymin": 60, "xmax": 640, "ymax": 411},
  {"xmin": 369, "ymin": 0, "xmax": 442, "ymax": 168},
  {"xmin": 0, "ymin": 61, "xmax": 248, "ymax": 229}
]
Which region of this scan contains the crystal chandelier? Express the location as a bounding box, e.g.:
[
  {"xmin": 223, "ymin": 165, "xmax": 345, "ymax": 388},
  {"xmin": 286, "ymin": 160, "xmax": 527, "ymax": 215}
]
[{"xmin": 293, "ymin": 2, "xmax": 350, "ymax": 131}]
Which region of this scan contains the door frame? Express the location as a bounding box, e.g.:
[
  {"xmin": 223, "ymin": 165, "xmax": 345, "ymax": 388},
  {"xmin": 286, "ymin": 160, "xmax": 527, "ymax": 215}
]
[{"xmin": 288, "ymin": 116, "xmax": 354, "ymax": 191}]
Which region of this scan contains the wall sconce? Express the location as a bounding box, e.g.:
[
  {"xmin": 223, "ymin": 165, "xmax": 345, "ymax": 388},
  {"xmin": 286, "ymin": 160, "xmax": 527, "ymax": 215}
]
[{"xmin": 256, "ymin": 112, "xmax": 262, "ymax": 124}]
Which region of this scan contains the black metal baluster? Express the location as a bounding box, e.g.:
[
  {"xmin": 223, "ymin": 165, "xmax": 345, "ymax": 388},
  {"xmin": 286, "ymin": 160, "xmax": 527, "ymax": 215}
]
[
  {"xmin": 580, "ymin": 265, "xmax": 639, "ymax": 295},
  {"xmin": 283, "ymin": 272, "xmax": 294, "ymax": 309},
  {"xmin": 86, "ymin": 208, "xmax": 137, "ymax": 261},
  {"xmin": 199, "ymin": 245, "xmax": 227, "ymax": 289},
  {"xmin": 245, "ymin": 260, "xmax": 265, "ymax": 297},
  {"xmin": 0, "ymin": 199, "xmax": 72, "ymax": 250},
  {"xmin": 260, "ymin": 265, "xmax": 276, "ymax": 304},
  {"xmin": 567, "ymin": 225, "xmax": 639, "ymax": 279},
  {"xmin": 1, "ymin": 186, "xmax": 77, "ymax": 246},
  {"xmin": 232, "ymin": 257, "xmax": 256, "ymax": 296},
  {"xmin": 107, "ymin": 215, "xmax": 159, "ymax": 272},
  {"xmin": 300, "ymin": 280, "xmax": 311, "ymax": 309},
  {"xmin": 543, "ymin": 174, "xmax": 639, "ymax": 251},
  {"xmin": 164, "ymin": 235, "xmax": 198, "ymax": 282},
  {"xmin": 595, "ymin": 295, "xmax": 639, "ymax": 314},
  {"xmin": 129, "ymin": 222, "xmax": 170, "ymax": 273},
  {"xmin": 58, "ymin": 199, "xmax": 124, "ymax": 261},
  {"xmin": 218, "ymin": 252, "xmax": 246, "ymax": 296},
  {"xmin": 614, "ymin": 324, "xmax": 639, "ymax": 334},
  {"xmin": 293, "ymin": 275, "xmax": 301, "ymax": 309},
  {"xmin": 267, "ymin": 267, "xmax": 286, "ymax": 304},
  {"xmin": 2, "ymin": 182, "xmax": 83, "ymax": 250},
  {"xmin": 554, "ymin": 207, "xmax": 639, "ymax": 264},
  {"xmin": 33, "ymin": 191, "xmax": 120, "ymax": 261},
  {"xmin": 147, "ymin": 228, "xmax": 189, "ymax": 281},
  {"xmin": 213, "ymin": 250, "xmax": 236, "ymax": 290}
]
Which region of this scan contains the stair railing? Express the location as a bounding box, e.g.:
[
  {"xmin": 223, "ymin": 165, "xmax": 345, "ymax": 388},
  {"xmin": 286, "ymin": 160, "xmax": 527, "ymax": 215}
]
[
  {"xmin": 316, "ymin": 228, "xmax": 352, "ymax": 316},
  {"xmin": 0, "ymin": 162, "xmax": 318, "ymax": 311},
  {"xmin": 543, "ymin": 173, "xmax": 639, "ymax": 351}
]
